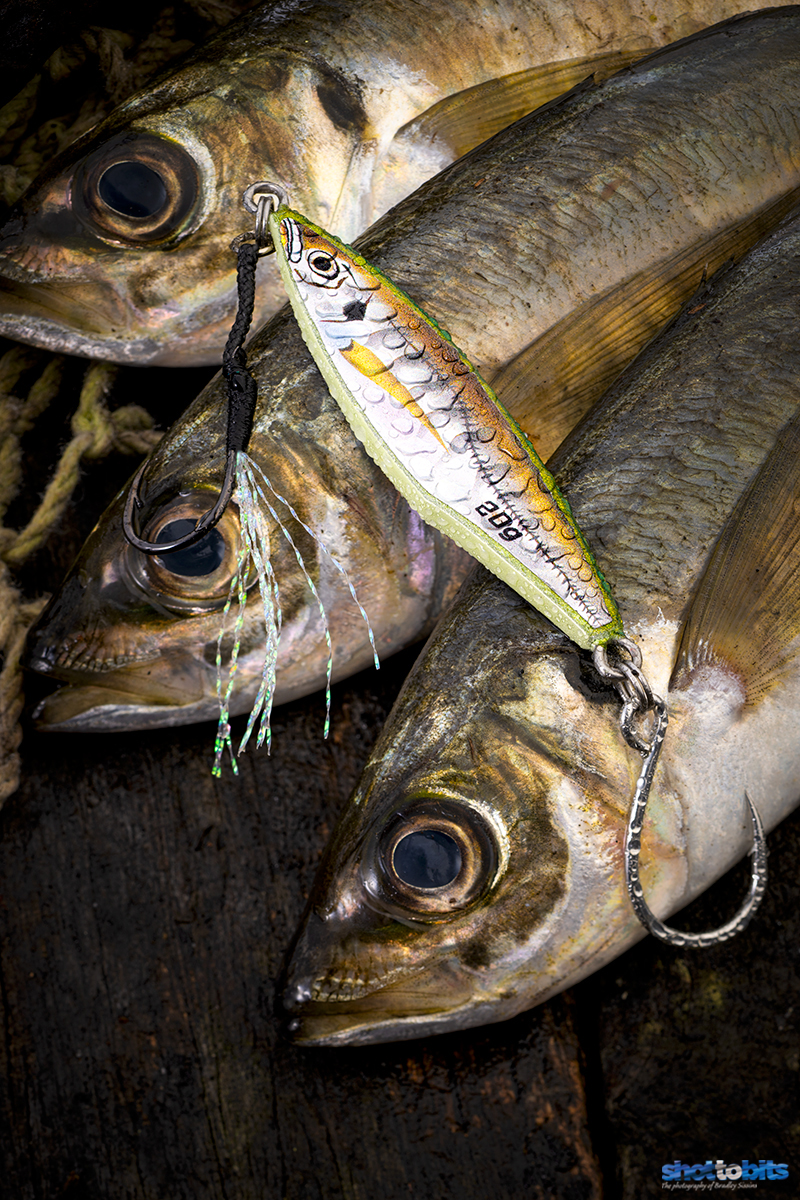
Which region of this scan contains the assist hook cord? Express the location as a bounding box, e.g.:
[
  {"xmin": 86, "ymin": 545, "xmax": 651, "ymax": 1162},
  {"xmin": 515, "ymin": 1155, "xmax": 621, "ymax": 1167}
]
[
  {"xmin": 122, "ymin": 181, "xmax": 288, "ymax": 554},
  {"xmin": 594, "ymin": 638, "xmax": 767, "ymax": 946}
]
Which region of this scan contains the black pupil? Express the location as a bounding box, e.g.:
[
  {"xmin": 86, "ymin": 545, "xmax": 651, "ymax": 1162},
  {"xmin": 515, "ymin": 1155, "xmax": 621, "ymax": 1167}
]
[
  {"xmin": 311, "ymin": 254, "xmax": 333, "ymax": 273},
  {"xmin": 393, "ymin": 830, "xmax": 462, "ymax": 889},
  {"xmin": 155, "ymin": 520, "xmax": 225, "ymax": 577},
  {"xmin": 98, "ymin": 161, "xmax": 168, "ymax": 219}
]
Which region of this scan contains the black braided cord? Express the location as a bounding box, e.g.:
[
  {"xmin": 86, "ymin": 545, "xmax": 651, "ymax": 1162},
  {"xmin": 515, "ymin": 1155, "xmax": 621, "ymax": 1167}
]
[
  {"xmin": 222, "ymin": 242, "xmax": 259, "ymax": 454},
  {"xmin": 121, "ymin": 241, "xmax": 261, "ymax": 554}
]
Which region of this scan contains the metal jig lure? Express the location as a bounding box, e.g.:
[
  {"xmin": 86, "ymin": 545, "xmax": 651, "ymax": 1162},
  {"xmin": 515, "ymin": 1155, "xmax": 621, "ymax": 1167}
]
[{"xmin": 269, "ymin": 204, "xmax": 622, "ymax": 653}]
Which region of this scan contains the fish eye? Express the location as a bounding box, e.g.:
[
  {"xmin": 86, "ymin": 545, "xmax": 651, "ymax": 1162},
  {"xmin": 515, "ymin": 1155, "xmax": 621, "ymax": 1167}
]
[
  {"xmin": 74, "ymin": 132, "xmax": 200, "ymax": 246},
  {"xmin": 125, "ymin": 493, "xmax": 244, "ymax": 614},
  {"xmin": 370, "ymin": 798, "xmax": 500, "ymax": 920},
  {"xmin": 307, "ymin": 250, "xmax": 339, "ymax": 279},
  {"xmin": 98, "ymin": 161, "xmax": 168, "ymax": 219},
  {"xmin": 392, "ymin": 829, "xmax": 462, "ymax": 889},
  {"xmin": 154, "ymin": 521, "xmax": 226, "ymax": 577}
]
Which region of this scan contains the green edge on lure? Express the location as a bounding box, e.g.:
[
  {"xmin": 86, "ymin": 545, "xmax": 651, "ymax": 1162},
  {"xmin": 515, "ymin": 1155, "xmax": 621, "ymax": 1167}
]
[{"xmin": 268, "ymin": 206, "xmax": 623, "ymax": 653}]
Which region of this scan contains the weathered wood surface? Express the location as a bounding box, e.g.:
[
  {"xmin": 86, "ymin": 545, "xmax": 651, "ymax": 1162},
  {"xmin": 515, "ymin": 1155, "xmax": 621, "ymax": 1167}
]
[{"xmin": 1, "ymin": 655, "xmax": 602, "ymax": 1200}]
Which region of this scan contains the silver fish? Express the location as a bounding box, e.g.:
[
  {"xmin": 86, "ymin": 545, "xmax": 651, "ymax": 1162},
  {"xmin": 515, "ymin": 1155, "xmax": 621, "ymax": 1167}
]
[
  {"xmin": 0, "ymin": 0, "xmax": 699, "ymax": 366},
  {"xmin": 28, "ymin": 9, "xmax": 800, "ymax": 732},
  {"xmin": 281, "ymin": 202, "xmax": 800, "ymax": 1045}
]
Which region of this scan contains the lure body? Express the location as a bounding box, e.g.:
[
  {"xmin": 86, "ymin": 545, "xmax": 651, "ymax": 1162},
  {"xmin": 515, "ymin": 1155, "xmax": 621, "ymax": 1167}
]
[{"xmin": 271, "ymin": 211, "xmax": 622, "ymax": 651}]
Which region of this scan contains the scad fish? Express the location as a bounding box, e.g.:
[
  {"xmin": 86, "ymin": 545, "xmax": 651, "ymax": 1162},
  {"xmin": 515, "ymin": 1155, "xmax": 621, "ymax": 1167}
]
[{"xmin": 0, "ymin": 0, "xmax": 707, "ymax": 366}]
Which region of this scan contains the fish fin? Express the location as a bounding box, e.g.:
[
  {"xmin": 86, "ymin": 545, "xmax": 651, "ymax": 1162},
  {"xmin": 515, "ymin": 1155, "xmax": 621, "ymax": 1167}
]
[
  {"xmin": 392, "ymin": 51, "xmax": 643, "ymax": 161},
  {"xmin": 671, "ymin": 407, "xmax": 800, "ymax": 704},
  {"xmin": 488, "ymin": 186, "xmax": 800, "ymax": 462},
  {"xmin": 369, "ymin": 56, "xmax": 639, "ymax": 219}
]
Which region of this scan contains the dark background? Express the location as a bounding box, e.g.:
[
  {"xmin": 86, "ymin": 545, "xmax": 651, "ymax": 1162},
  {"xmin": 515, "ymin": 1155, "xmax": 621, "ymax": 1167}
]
[{"xmin": 0, "ymin": 3, "xmax": 798, "ymax": 1196}]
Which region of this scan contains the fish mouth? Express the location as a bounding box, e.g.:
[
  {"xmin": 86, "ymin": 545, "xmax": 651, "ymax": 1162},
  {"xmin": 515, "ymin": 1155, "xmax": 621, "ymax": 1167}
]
[
  {"xmin": 29, "ymin": 649, "xmax": 220, "ymax": 731},
  {"xmin": 0, "ymin": 275, "xmax": 237, "ymax": 367},
  {"xmin": 31, "ymin": 680, "xmax": 221, "ymax": 732},
  {"xmin": 281, "ymin": 959, "xmax": 491, "ymax": 1047},
  {"xmin": 279, "ymin": 888, "xmax": 512, "ymax": 1048},
  {"xmin": 26, "ymin": 564, "xmax": 225, "ymax": 731},
  {"xmin": 0, "ymin": 271, "xmax": 164, "ymax": 364},
  {"xmin": 0, "ymin": 237, "xmax": 287, "ymax": 366}
]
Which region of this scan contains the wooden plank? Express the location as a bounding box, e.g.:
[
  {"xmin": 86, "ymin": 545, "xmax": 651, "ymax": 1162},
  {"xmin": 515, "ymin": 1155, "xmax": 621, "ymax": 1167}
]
[
  {"xmin": 580, "ymin": 810, "xmax": 800, "ymax": 1198},
  {"xmin": 0, "ymin": 657, "xmax": 601, "ymax": 1199}
]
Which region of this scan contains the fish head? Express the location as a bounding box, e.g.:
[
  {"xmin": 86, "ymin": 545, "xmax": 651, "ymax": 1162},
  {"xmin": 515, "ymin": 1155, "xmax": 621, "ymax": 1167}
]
[
  {"xmin": 282, "ymin": 571, "xmax": 684, "ymax": 1045},
  {"xmin": 0, "ymin": 49, "xmax": 384, "ymax": 366},
  {"xmin": 28, "ymin": 346, "xmax": 468, "ymax": 730},
  {"xmin": 27, "ymin": 436, "xmax": 267, "ymax": 727}
]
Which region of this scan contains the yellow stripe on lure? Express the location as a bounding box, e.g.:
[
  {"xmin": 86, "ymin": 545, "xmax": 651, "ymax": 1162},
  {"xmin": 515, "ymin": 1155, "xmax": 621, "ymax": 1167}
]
[{"xmin": 269, "ymin": 206, "xmax": 623, "ymax": 652}]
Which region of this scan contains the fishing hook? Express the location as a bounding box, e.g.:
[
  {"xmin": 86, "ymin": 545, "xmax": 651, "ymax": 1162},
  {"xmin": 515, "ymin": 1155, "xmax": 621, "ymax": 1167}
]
[
  {"xmin": 595, "ymin": 639, "xmax": 768, "ymax": 946},
  {"xmin": 122, "ymin": 180, "xmax": 289, "ymax": 555}
]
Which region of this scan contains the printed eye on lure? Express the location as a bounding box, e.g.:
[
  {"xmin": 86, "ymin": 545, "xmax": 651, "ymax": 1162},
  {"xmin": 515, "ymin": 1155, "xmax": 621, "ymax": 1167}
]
[{"xmin": 121, "ymin": 181, "xmax": 766, "ymax": 946}]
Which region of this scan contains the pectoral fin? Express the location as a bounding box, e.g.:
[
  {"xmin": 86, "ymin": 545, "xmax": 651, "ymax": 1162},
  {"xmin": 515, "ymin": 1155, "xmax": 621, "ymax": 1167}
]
[{"xmin": 671, "ymin": 408, "xmax": 800, "ymax": 703}]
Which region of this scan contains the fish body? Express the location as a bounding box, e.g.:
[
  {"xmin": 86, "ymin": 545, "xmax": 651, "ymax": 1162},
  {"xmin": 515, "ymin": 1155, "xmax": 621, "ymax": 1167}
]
[
  {"xmin": 281, "ymin": 204, "xmax": 800, "ymax": 1045},
  {"xmin": 28, "ymin": 9, "xmax": 800, "ymax": 731},
  {"xmin": 0, "ymin": 0, "xmax": 788, "ymax": 366}
]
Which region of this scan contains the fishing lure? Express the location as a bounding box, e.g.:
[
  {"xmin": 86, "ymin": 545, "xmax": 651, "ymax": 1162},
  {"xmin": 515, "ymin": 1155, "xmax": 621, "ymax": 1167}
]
[{"xmin": 268, "ymin": 205, "xmax": 623, "ymax": 654}]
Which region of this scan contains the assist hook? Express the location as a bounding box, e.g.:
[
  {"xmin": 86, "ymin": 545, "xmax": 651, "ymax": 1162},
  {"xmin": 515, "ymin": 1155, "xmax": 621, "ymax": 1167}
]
[
  {"xmin": 122, "ymin": 181, "xmax": 289, "ymax": 555},
  {"xmin": 594, "ymin": 638, "xmax": 767, "ymax": 947}
]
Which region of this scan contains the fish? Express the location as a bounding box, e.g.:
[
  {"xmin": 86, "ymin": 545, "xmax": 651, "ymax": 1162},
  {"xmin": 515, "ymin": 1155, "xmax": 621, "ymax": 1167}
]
[
  {"xmin": 280, "ymin": 202, "xmax": 800, "ymax": 1046},
  {"xmin": 0, "ymin": 0, "xmax": 785, "ymax": 366},
  {"xmin": 27, "ymin": 8, "xmax": 800, "ymax": 733}
]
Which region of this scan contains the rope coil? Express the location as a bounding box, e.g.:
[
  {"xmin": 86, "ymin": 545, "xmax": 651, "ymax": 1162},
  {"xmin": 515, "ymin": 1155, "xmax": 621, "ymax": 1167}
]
[{"xmin": 0, "ymin": 352, "xmax": 162, "ymax": 805}]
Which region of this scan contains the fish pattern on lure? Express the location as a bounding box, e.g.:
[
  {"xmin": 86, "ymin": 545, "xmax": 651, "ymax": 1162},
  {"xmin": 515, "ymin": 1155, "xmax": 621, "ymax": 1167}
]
[{"xmin": 269, "ymin": 209, "xmax": 623, "ymax": 653}]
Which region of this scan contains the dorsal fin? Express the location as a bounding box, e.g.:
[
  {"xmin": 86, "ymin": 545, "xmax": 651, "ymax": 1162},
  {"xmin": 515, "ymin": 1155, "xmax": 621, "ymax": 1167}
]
[
  {"xmin": 671, "ymin": 406, "xmax": 800, "ymax": 704},
  {"xmin": 388, "ymin": 50, "xmax": 642, "ymax": 161},
  {"xmin": 487, "ymin": 186, "xmax": 800, "ymax": 461}
]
